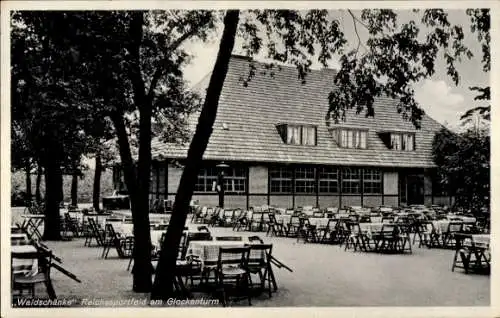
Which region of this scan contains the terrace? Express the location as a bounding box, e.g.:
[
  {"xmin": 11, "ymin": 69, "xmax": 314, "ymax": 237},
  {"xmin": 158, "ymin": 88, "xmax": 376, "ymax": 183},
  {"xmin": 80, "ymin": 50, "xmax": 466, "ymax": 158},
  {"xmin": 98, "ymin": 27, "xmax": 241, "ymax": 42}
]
[{"xmin": 10, "ymin": 203, "xmax": 490, "ymax": 307}]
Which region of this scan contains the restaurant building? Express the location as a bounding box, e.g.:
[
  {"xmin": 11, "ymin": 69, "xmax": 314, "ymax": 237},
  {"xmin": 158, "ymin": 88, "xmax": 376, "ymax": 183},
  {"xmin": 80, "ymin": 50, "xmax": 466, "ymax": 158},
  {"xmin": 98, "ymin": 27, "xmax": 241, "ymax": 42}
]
[{"xmin": 114, "ymin": 55, "xmax": 452, "ymax": 209}]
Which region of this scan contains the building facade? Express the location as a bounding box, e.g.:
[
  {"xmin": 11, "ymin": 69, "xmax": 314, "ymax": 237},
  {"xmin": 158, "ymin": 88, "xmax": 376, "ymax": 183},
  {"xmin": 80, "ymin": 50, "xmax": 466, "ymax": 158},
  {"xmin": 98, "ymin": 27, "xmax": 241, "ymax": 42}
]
[{"xmin": 114, "ymin": 55, "xmax": 452, "ymax": 209}]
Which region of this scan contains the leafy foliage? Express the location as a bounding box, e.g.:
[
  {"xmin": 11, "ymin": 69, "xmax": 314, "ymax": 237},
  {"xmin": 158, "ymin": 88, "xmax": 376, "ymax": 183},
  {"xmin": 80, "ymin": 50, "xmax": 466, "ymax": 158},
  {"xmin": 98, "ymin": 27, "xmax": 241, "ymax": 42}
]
[{"xmin": 432, "ymin": 128, "xmax": 489, "ymax": 213}]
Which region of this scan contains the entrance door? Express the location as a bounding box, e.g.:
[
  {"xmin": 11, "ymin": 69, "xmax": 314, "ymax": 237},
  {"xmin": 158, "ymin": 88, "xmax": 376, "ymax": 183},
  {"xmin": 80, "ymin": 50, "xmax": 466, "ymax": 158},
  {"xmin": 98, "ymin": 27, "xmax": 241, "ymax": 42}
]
[{"xmin": 406, "ymin": 175, "xmax": 425, "ymax": 205}]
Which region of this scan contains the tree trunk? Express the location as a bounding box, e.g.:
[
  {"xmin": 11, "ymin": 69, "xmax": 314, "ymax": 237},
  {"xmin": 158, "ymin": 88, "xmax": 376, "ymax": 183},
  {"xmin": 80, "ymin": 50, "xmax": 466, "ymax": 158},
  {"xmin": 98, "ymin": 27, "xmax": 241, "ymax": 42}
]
[
  {"xmin": 151, "ymin": 10, "xmax": 240, "ymax": 300},
  {"xmin": 36, "ymin": 163, "xmax": 42, "ymax": 202},
  {"xmin": 124, "ymin": 11, "xmax": 154, "ymax": 293},
  {"xmin": 71, "ymin": 168, "xmax": 78, "ymax": 207},
  {"xmin": 25, "ymin": 161, "xmax": 32, "ymax": 203},
  {"xmin": 43, "ymin": 146, "xmax": 62, "ymax": 240},
  {"xmin": 111, "ymin": 110, "xmax": 153, "ymax": 293},
  {"xmin": 93, "ymin": 153, "xmax": 102, "ymax": 212}
]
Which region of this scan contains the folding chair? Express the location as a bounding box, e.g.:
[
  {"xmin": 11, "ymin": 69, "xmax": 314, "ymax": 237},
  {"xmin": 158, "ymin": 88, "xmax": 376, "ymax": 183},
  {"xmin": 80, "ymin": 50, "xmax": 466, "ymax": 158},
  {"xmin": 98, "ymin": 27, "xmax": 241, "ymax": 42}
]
[
  {"xmin": 216, "ymin": 247, "xmax": 251, "ymax": 307},
  {"xmin": 373, "ymin": 224, "xmax": 399, "ymax": 253},
  {"xmin": 246, "ymin": 244, "xmax": 274, "ymax": 298},
  {"xmin": 233, "ymin": 210, "xmax": 248, "ymax": 232},
  {"xmin": 285, "ymin": 216, "xmax": 302, "ymax": 237},
  {"xmin": 85, "ymin": 218, "xmax": 105, "ymax": 247},
  {"xmin": 11, "ymin": 249, "xmax": 56, "ymax": 300},
  {"xmin": 266, "ymin": 214, "xmax": 285, "ymax": 237},
  {"xmin": 396, "ymin": 223, "xmax": 412, "ymax": 254},
  {"xmin": 442, "ymin": 222, "xmax": 464, "ymax": 248}
]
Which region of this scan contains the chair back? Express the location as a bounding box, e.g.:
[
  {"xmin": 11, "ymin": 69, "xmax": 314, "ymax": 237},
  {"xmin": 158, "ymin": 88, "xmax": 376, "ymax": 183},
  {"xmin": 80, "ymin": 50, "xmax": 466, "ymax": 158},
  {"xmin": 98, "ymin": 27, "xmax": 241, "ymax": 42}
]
[
  {"xmin": 246, "ymin": 243, "xmax": 273, "ymax": 267},
  {"xmin": 381, "ymin": 216, "xmax": 394, "ymax": 224},
  {"xmin": 215, "ymin": 236, "xmax": 243, "ymax": 241},
  {"xmin": 217, "ymin": 246, "xmax": 250, "ymax": 268},
  {"xmin": 186, "ymin": 232, "xmax": 212, "ymax": 245},
  {"xmin": 197, "ymin": 225, "xmax": 211, "ymax": 233},
  {"xmin": 447, "ymin": 222, "xmax": 464, "ymax": 233},
  {"xmin": 312, "ymin": 211, "xmax": 324, "ymax": 218},
  {"xmin": 248, "ymin": 235, "xmax": 264, "ymax": 243},
  {"xmin": 380, "ymin": 224, "xmax": 398, "ymax": 237}
]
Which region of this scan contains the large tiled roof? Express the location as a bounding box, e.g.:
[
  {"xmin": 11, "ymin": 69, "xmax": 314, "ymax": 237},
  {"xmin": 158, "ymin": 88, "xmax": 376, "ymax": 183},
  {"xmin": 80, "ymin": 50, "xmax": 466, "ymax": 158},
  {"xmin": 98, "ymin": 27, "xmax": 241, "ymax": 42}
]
[{"xmin": 151, "ymin": 55, "xmax": 444, "ymax": 168}]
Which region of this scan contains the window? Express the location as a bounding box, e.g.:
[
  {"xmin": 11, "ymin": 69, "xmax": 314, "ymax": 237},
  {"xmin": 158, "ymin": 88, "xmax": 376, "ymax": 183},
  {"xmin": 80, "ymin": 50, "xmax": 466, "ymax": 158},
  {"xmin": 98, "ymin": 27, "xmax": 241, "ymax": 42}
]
[
  {"xmin": 363, "ymin": 169, "xmax": 382, "ymax": 194},
  {"xmin": 295, "ymin": 167, "xmax": 315, "ymax": 193},
  {"xmin": 402, "ymin": 134, "xmax": 415, "ymax": 151},
  {"xmin": 224, "ymin": 168, "xmax": 246, "ymax": 194},
  {"xmin": 390, "ymin": 133, "xmax": 415, "ymax": 151},
  {"xmin": 301, "ymin": 126, "xmax": 316, "ymax": 146},
  {"xmin": 335, "ymin": 129, "xmax": 367, "ymax": 149},
  {"xmin": 319, "ymin": 167, "xmax": 339, "ymax": 193},
  {"xmin": 270, "ymin": 167, "xmax": 293, "ymax": 193},
  {"xmin": 342, "ymin": 168, "xmax": 360, "ymax": 194},
  {"xmin": 391, "ymin": 134, "xmax": 402, "ymax": 150},
  {"xmin": 195, "ymin": 167, "xmax": 247, "ymax": 193},
  {"xmin": 287, "ymin": 125, "xmax": 301, "ymax": 145},
  {"xmin": 194, "ymin": 167, "xmax": 218, "ymax": 192},
  {"xmin": 278, "ymin": 124, "xmax": 317, "ymax": 146}
]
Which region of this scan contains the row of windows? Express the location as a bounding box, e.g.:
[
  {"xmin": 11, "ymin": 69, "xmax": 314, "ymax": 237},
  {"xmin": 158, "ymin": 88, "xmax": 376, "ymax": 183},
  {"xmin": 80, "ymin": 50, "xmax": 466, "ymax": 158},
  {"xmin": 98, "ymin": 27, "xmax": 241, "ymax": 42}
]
[
  {"xmin": 193, "ymin": 166, "xmax": 382, "ymax": 194},
  {"xmin": 269, "ymin": 167, "xmax": 382, "ymax": 194},
  {"xmin": 278, "ymin": 124, "xmax": 416, "ymax": 152}
]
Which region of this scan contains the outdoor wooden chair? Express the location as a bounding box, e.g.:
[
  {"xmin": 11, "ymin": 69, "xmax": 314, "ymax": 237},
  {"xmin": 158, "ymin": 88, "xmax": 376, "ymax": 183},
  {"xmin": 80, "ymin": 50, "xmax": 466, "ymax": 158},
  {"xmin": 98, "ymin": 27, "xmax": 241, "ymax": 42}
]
[
  {"xmin": 285, "ymin": 216, "xmax": 302, "ymax": 237},
  {"xmin": 64, "ymin": 212, "xmax": 81, "ymax": 237},
  {"xmin": 102, "ymin": 223, "xmax": 133, "ymax": 259},
  {"xmin": 442, "ymin": 222, "xmax": 464, "ymax": 248},
  {"xmin": 248, "ymin": 212, "xmax": 265, "ymax": 232},
  {"xmin": 218, "ymin": 209, "xmax": 235, "ymax": 227},
  {"xmin": 216, "ymin": 247, "xmax": 252, "ymax": 307},
  {"xmin": 246, "ymin": 243, "xmax": 274, "ymax": 298},
  {"xmin": 266, "ymin": 214, "xmax": 285, "ymax": 237},
  {"xmin": 11, "ymin": 249, "xmax": 56, "ymax": 300},
  {"xmin": 296, "ymin": 218, "xmax": 315, "ymax": 243},
  {"xmin": 207, "ymin": 207, "xmax": 222, "ymax": 227},
  {"xmin": 84, "ymin": 218, "xmax": 105, "ymax": 247},
  {"xmin": 451, "ymin": 234, "xmax": 490, "ymax": 274},
  {"xmin": 233, "ymin": 210, "xmax": 248, "ymax": 232},
  {"xmin": 396, "ymin": 223, "xmax": 413, "ymax": 254},
  {"xmin": 373, "ymin": 224, "xmax": 399, "ymax": 253},
  {"xmin": 344, "ymin": 222, "xmax": 368, "ymax": 251}
]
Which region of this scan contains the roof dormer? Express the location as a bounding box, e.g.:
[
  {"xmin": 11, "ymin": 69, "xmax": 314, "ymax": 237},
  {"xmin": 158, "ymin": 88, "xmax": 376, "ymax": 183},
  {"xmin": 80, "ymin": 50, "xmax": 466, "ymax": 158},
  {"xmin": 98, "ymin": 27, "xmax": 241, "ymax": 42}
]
[{"xmin": 276, "ymin": 123, "xmax": 317, "ymax": 146}]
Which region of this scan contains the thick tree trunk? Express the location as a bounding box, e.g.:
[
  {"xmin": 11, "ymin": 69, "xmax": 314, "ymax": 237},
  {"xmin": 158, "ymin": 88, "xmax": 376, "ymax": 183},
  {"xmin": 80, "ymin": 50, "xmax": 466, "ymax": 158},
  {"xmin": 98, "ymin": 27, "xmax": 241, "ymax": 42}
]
[
  {"xmin": 111, "ymin": 110, "xmax": 152, "ymax": 292},
  {"xmin": 25, "ymin": 161, "xmax": 32, "ymax": 203},
  {"xmin": 43, "ymin": 148, "xmax": 62, "ymax": 240},
  {"xmin": 93, "ymin": 153, "xmax": 102, "ymax": 212},
  {"xmin": 151, "ymin": 10, "xmax": 240, "ymax": 300},
  {"xmin": 71, "ymin": 169, "xmax": 78, "ymax": 207},
  {"xmin": 36, "ymin": 163, "xmax": 42, "ymax": 202},
  {"xmin": 124, "ymin": 11, "xmax": 154, "ymax": 293}
]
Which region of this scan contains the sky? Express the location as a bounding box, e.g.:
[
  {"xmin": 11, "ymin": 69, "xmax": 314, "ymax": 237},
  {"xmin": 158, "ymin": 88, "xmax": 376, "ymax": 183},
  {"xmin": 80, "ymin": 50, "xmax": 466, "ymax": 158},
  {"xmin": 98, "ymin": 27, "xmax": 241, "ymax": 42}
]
[{"xmin": 178, "ymin": 9, "xmax": 489, "ymax": 130}]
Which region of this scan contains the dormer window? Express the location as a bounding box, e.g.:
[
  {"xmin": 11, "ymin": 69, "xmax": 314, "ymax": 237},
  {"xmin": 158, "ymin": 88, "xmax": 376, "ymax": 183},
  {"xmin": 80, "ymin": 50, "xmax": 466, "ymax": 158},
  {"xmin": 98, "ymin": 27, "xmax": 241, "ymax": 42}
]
[
  {"xmin": 331, "ymin": 128, "xmax": 367, "ymax": 149},
  {"xmin": 276, "ymin": 124, "xmax": 317, "ymax": 146},
  {"xmin": 390, "ymin": 132, "xmax": 415, "ymax": 151},
  {"xmin": 379, "ymin": 131, "xmax": 415, "ymax": 151}
]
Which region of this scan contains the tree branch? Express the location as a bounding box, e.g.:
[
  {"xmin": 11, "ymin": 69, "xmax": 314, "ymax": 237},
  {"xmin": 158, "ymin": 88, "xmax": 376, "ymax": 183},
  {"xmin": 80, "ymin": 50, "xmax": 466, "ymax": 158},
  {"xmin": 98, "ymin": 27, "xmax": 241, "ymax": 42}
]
[
  {"xmin": 128, "ymin": 12, "xmax": 146, "ymax": 108},
  {"xmin": 146, "ymin": 26, "xmax": 204, "ymax": 103},
  {"xmin": 348, "ymin": 10, "xmax": 369, "ymax": 56}
]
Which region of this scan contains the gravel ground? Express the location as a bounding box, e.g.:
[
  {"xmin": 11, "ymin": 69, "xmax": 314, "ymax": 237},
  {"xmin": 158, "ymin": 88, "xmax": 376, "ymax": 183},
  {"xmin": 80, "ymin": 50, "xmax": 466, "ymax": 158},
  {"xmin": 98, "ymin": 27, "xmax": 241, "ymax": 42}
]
[{"xmin": 10, "ymin": 207, "xmax": 490, "ymax": 307}]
